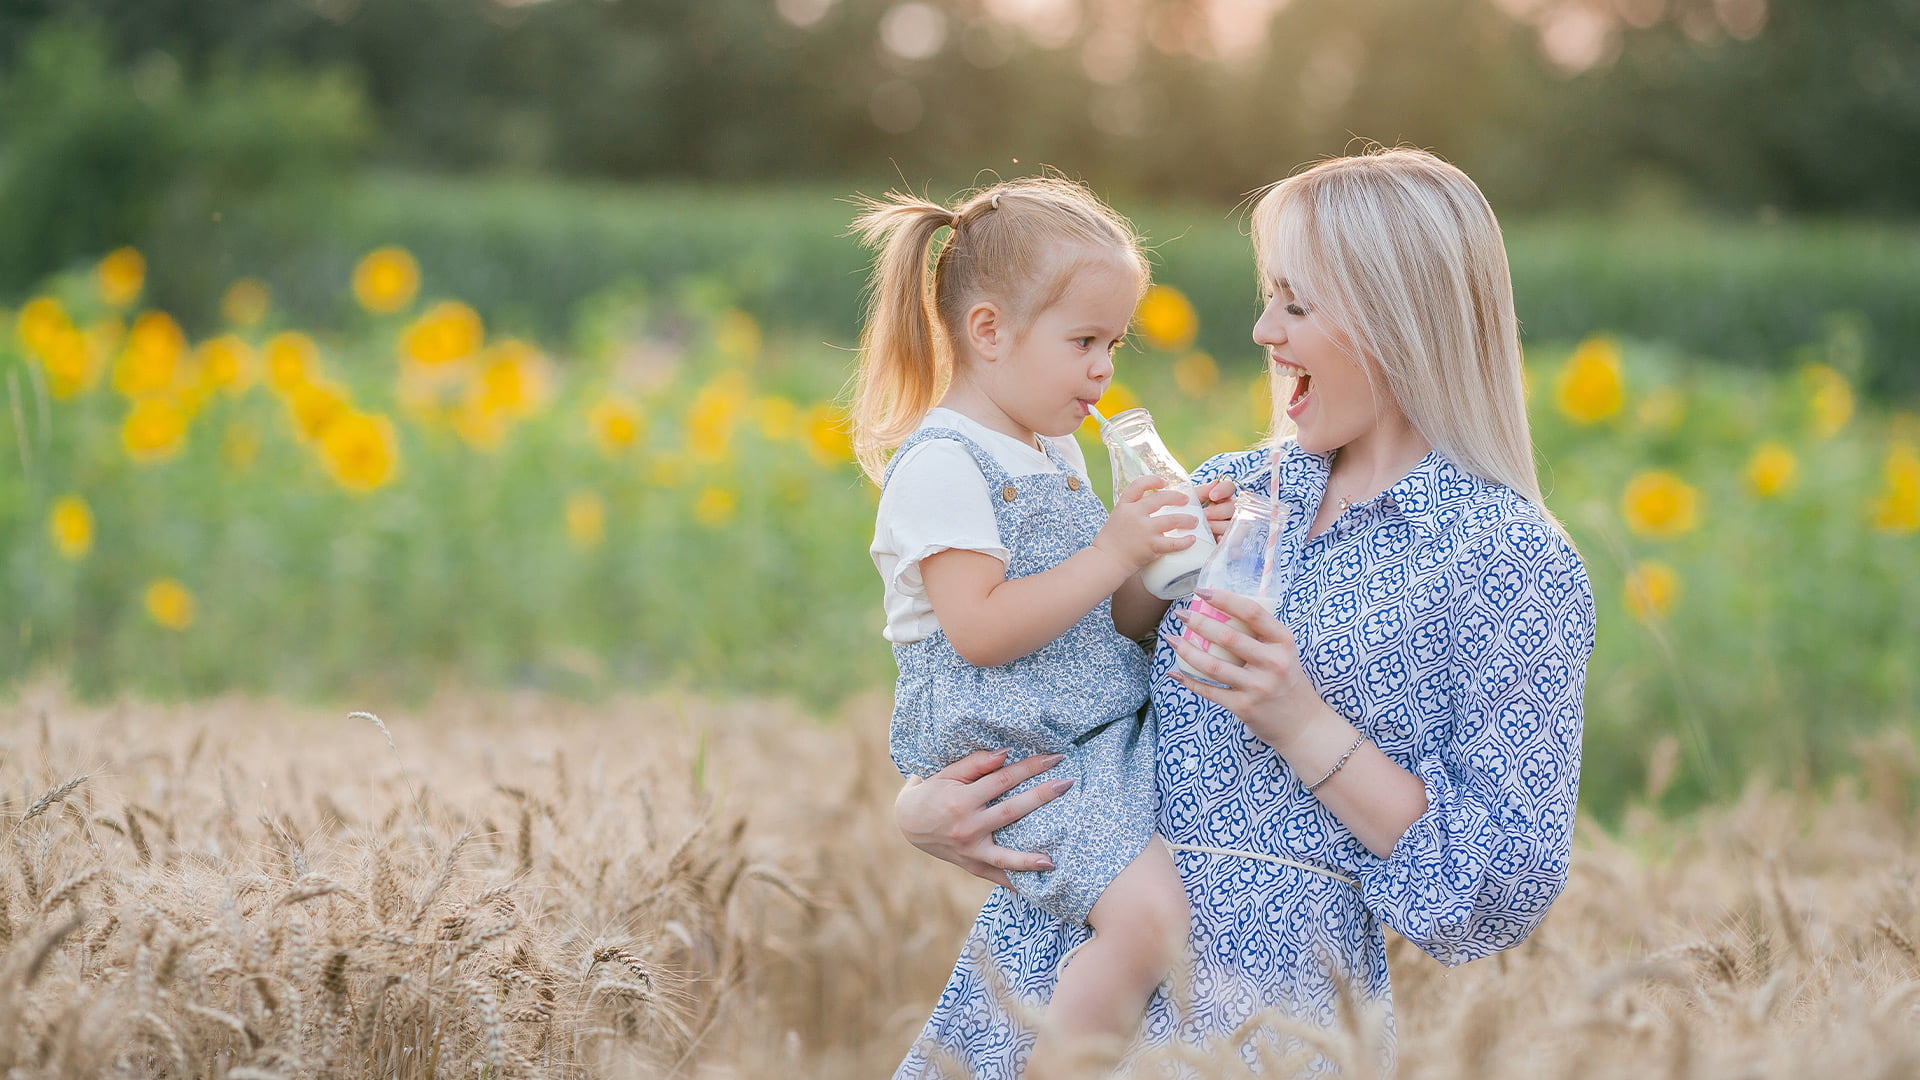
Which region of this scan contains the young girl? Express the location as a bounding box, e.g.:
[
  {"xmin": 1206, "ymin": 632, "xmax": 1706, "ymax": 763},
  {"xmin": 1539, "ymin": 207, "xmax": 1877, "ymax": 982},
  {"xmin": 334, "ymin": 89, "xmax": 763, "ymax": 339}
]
[{"xmin": 852, "ymin": 178, "xmax": 1230, "ymax": 1076}]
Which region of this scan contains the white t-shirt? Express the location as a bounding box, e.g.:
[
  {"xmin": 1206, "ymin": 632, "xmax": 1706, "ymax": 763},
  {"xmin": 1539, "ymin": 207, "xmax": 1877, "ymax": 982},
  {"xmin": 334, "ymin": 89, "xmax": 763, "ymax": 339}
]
[{"xmin": 871, "ymin": 408, "xmax": 1092, "ymax": 644}]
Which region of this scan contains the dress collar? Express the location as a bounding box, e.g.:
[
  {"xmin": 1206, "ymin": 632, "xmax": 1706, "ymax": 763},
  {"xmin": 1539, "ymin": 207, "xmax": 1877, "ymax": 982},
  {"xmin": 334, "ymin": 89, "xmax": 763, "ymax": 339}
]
[{"xmin": 1269, "ymin": 439, "xmax": 1486, "ymax": 538}]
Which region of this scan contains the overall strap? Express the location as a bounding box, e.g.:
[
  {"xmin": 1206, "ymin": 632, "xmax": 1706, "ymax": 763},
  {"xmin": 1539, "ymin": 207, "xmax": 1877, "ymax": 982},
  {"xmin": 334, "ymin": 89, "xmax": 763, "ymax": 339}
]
[
  {"xmin": 882, "ymin": 427, "xmax": 1012, "ymax": 492},
  {"xmin": 1036, "ymin": 435, "xmax": 1078, "ymax": 477}
]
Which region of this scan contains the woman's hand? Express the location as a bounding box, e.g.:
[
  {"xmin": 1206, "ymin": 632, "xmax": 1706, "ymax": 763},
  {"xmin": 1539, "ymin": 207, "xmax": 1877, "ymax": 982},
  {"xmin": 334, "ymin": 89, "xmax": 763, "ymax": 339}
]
[
  {"xmin": 1161, "ymin": 587, "xmax": 1334, "ymax": 756},
  {"xmin": 895, "ymin": 749, "xmax": 1074, "ymax": 888},
  {"xmin": 1196, "ymin": 477, "xmax": 1238, "ymax": 542}
]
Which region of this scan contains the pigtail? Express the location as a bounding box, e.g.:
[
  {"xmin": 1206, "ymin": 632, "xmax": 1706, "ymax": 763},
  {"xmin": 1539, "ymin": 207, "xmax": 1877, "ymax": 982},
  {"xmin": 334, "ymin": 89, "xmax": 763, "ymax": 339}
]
[{"xmin": 849, "ymin": 194, "xmax": 958, "ymax": 483}]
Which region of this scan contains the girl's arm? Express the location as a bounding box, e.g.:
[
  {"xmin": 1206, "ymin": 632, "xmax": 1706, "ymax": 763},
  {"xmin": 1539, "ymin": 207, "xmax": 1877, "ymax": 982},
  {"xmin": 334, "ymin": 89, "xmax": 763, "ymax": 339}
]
[
  {"xmin": 921, "ymin": 477, "xmax": 1192, "ymax": 668},
  {"xmin": 1108, "ymin": 477, "xmax": 1238, "ymax": 641}
]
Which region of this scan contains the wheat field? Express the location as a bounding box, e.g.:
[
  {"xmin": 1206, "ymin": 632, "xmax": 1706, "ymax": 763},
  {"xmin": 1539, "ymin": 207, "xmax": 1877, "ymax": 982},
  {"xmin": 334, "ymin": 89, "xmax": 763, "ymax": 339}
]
[{"xmin": 1, "ymin": 685, "xmax": 1915, "ymax": 1079}]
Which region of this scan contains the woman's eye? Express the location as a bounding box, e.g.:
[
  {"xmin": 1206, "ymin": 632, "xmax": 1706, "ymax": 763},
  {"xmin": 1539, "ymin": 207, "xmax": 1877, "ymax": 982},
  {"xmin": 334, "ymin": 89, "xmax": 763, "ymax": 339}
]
[{"xmin": 1285, "ymin": 303, "xmax": 1308, "ymax": 317}]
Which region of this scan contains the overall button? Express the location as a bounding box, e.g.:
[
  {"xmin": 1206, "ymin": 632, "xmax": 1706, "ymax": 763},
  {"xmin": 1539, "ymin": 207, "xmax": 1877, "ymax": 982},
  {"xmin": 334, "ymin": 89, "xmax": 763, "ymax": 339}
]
[
  {"xmin": 1002, "ymin": 484, "xmax": 1018, "ymax": 502},
  {"xmin": 1066, "ymin": 475, "xmax": 1082, "ymax": 491}
]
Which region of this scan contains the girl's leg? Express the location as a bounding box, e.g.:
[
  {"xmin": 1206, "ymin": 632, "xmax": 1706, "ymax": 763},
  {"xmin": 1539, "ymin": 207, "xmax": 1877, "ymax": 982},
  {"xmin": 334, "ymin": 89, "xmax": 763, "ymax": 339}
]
[{"xmin": 1030, "ymin": 835, "xmax": 1189, "ymax": 1078}]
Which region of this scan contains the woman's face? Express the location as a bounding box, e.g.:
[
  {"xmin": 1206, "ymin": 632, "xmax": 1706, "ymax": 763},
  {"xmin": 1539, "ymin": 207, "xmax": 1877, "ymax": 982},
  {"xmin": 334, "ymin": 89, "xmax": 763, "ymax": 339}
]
[{"xmin": 1251, "ymin": 274, "xmax": 1383, "ymax": 456}]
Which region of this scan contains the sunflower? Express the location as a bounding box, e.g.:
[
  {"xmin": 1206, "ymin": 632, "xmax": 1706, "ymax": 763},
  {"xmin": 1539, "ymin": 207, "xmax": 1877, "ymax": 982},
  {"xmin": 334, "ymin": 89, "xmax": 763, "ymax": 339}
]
[
  {"xmin": 97, "ymin": 248, "xmax": 146, "ymax": 308},
  {"xmin": 1743, "ymin": 442, "xmax": 1797, "ymax": 499},
  {"xmin": 352, "ymin": 247, "xmax": 421, "ymax": 314},
  {"xmin": 318, "ymin": 411, "xmax": 400, "ymax": 493},
  {"xmin": 401, "ymin": 302, "xmax": 483, "ymax": 368},
  {"xmin": 48, "ymin": 495, "xmax": 93, "ymax": 560},
  {"xmin": 1137, "ymin": 284, "xmax": 1198, "ymax": 352},
  {"xmin": 589, "ymin": 395, "xmax": 645, "ymax": 457},
  {"xmin": 1624, "ymin": 560, "xmax": 1680, "ymax": 623},
  {"xmin": 1554, "ymin": 337, "xmax": 1626, "ymax": 425},
  {"xmin": 144, "ymin": 578, "xmax": 194, "ymax": 630},
  {"xmin": 121, "ymin": 397, "xmax": 190, "ymax": 464},
  {"xmin": 113, "ymin": 311, "xmax": 188, "ymax": 398},
  {"xmin": 1620, "ymin": 470, "xmax": 1699, "ymax": 539}
]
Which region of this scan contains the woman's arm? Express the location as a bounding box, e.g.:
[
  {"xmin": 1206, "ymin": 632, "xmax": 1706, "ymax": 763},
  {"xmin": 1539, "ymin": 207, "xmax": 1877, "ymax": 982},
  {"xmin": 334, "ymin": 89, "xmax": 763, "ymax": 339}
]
[
  {"xmin": 894, "ymin": 749, "xmax": 1076, "ymax": 886},
  {"xmin": 921, "ymin": 477, "xmax": 1193, "ymax": 668},
  {"xmin": 1169, "ymin": 528, "xmax": 1597, "ymax": 966},
  {"xmin": 1162, "ymin": 587, "xmax": 1428, "ymax": 856}
]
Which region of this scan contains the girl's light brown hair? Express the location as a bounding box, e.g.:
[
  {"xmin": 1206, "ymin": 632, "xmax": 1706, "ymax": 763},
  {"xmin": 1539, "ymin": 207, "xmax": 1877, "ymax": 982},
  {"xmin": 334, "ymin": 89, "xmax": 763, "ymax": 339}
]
[{"xmin": 848, "ymin": 177, "xmax": 1147, "ymax": 482}]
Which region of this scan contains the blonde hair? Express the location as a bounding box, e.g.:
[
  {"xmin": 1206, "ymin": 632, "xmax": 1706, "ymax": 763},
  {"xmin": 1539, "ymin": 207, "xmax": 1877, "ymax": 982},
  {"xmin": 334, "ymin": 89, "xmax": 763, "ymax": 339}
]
[
  {"xmin": 848, "ymin": 177, "xmax": 1147, "ymax": 482},
  {"xmin": 1251, "ymin": 146, "xmax": 1556, "ymax": 526}
]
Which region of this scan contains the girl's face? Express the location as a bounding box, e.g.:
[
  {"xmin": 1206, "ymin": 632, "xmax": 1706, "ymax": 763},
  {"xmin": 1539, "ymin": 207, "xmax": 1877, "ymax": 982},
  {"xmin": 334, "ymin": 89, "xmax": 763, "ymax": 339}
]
[
  {"xmin": 1251, "ymin": 272, "xmax": 1390, "ymax": 455},
  {"xmin": 977, "ymin": 249, "xmax": 1138, "ymax": 443}
]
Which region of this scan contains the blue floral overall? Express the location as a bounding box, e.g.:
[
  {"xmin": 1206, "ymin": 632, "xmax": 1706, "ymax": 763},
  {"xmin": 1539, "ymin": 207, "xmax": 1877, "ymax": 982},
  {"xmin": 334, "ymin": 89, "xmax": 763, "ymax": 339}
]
[{"xmin": 884, "ymin": 427, "xmax": 1158, "ymax": 926}]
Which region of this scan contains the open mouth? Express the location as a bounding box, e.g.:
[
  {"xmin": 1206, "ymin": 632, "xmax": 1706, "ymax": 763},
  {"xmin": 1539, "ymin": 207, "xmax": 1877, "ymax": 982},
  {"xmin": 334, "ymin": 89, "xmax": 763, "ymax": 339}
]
[
  {"xmin": 1273, "ymin": 360, "xmax": 1311, "ymax": 415},
  {"xmin": 1289, "ymin": 374, "xmax": 1312, "ymax": 408}
]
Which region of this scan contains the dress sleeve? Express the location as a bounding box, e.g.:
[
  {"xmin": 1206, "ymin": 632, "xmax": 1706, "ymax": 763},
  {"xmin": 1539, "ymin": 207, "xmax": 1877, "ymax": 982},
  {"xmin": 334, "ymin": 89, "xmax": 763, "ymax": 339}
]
[{"xmin": 1356, "ymin": 518, "xmax": 1596, "ymax": 966}]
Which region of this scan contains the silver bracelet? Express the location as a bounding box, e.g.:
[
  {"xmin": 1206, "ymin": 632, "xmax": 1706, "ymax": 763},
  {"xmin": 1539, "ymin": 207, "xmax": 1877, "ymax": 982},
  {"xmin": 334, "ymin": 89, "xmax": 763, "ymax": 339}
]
[{"xmin": 1304, "ymin": 734, "xmax": 1367, "ymax": 794}]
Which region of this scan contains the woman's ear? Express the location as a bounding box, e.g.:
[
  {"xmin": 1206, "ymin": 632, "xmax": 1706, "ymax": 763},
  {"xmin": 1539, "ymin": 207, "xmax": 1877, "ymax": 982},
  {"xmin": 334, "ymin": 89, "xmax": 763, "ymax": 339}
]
[{"xmin": 965, "ymin": 301, "xmax": 1003, "ymax": 361}]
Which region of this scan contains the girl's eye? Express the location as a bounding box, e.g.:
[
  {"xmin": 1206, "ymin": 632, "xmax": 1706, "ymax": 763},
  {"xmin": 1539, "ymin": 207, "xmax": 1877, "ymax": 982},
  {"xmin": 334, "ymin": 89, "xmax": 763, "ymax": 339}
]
[{"xmin": 1075, "ymin": 336, "xmax": 1096, "ymax": 349}]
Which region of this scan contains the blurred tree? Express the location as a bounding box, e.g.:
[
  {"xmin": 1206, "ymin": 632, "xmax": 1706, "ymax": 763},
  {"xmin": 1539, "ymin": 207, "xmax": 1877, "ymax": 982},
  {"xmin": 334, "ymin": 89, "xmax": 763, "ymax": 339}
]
[
  {"xmin": 0, "ymin": 21, "xmax": 367, "ymax": 303},
  {"xmin": 0, "ymin": 0, "xmax": 1913, "ymax": 215},
  {"xmin": 1536, "ymin": 0, "xmax": 1920, "ymax": 214}
]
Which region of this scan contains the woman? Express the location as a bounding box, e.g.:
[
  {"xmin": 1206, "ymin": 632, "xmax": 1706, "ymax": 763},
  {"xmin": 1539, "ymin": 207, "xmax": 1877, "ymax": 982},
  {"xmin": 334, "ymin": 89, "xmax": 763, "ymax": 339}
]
[{"xmin": 892, "ymin": 147, "xmax": 1596, "ymax": 1076}]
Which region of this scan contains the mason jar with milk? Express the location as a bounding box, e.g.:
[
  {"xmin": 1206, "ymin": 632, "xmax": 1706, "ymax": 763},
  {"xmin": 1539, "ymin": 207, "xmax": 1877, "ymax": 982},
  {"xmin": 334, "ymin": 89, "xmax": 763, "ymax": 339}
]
[{"xmin": 1175, "ymin": 492, "xmax": 1297, "ymax": 686}]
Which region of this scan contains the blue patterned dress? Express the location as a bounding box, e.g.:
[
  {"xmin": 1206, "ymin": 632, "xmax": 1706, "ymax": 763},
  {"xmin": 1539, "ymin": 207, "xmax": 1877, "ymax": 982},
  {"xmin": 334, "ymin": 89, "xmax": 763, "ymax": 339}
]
[
  {"xmin": 896, "ymin": 441, "xmax": 1596, "ymax": 1077},
  {"xmin": 885, "ymin": 427, "xmax": 1158, "ymax": 928}
]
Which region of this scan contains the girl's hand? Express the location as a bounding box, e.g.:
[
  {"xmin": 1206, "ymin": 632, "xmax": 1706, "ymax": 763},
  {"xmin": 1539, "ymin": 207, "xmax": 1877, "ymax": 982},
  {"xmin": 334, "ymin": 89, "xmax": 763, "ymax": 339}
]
[
  {"xmin": 1091, "ymin": 477, "xmax": 1198, "ymax": 572},
  {"xmin": 1196, "ymin": 477, "xmax": 1238, "ymax": 542},
  {"xmin": 895, "ymin": 749, "xmax": 1074, "ymax": 888},
  {"xmin": 1161, "ymin": 587, "xmax": 1330, "ymax": 756}
]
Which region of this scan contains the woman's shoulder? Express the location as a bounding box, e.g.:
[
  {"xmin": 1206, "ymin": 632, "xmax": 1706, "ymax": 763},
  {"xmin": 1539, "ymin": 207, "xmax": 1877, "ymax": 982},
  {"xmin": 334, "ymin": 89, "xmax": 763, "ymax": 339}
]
[
  {"xmin": 1192, "ymin": 445, "xmax": 1279, "ymax": 487},
  {"xmin": 1433, "ymin": 472, "xmax": 1594, "ymax": 612}
]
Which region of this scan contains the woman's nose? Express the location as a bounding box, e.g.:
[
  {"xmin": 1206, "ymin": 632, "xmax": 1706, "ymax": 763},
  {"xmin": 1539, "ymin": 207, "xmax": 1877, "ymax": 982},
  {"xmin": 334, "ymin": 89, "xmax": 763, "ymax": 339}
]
[{"xmin": 1253, "ymin": 302, "xmax": 1285, "ymax": 346}]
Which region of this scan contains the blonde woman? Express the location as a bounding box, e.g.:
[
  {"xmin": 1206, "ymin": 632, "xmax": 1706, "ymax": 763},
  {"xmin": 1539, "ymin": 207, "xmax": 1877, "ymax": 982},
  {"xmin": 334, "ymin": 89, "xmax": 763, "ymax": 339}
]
[{"xmin": 894, "ymin": 147, "xmax": 1596, "ymax": 1073}]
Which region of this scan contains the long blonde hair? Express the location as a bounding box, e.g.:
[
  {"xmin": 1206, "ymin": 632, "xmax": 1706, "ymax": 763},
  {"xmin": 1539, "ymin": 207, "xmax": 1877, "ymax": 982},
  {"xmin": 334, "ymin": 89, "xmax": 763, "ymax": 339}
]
[
  {"xmin": 1251, "ymin": 147, "xmax": 1556, "ymax": 525},
  {"xmin": 848, "ymin": 177, "xmax": 1147, "ymax": 482}
]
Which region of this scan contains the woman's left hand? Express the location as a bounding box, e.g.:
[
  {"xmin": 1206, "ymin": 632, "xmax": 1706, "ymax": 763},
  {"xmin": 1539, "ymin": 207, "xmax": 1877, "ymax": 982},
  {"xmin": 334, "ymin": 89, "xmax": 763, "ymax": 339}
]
[
  {"xmin": 1163, "ymin": 586, "xmax": 1331, "ymax": 756},
  {"xmin": 1196, "ymin": 478, "xmax": 1238, "ymax": 542}
]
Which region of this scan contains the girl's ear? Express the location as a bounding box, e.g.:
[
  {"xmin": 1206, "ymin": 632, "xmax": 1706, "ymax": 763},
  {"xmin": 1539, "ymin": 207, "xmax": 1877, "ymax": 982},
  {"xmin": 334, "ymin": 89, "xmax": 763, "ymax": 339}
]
[{"xmin": 964, "ymin": 301, "xmax": 1003, "ymax": 361}]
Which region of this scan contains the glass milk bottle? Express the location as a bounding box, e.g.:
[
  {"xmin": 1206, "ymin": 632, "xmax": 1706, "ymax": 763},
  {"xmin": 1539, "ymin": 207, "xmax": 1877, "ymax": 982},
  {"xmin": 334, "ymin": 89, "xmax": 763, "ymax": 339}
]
[
  {"xmin": 1176, "ymin": 492, "xmax": 1296, "ymax": 686},
  {"xmin": 1099, "ymin": 408, "xmax": 1216, "ymax": 600}
]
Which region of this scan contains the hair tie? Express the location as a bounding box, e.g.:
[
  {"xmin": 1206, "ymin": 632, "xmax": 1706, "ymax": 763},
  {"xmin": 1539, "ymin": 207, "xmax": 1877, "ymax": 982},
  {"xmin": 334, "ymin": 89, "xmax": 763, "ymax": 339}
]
[{"xmin": 991, "ymin": 192, "xmax": 1001, "ymax": 211}]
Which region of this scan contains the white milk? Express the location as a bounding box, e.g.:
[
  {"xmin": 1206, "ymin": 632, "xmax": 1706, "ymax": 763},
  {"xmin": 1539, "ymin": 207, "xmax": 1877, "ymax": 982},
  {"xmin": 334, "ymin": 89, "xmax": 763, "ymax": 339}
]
[{"xmin": 1140, "ymin": 486, "xmax": 1216, "ymax": 600}]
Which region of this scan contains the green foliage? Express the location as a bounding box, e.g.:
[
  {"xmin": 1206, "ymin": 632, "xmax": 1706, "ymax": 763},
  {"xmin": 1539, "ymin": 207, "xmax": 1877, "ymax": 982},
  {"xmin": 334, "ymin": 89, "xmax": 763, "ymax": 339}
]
[
  {"xmin": 177, "ymin": 176, "xmax": 1920, "ymax": 398},
  {"xmin": 2, "ymin": 246, "xmax": 1917, "ymax": 819},
  {"xmin": 0, "ymin": 21, "xmax": 367, "ymax": 305}
]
